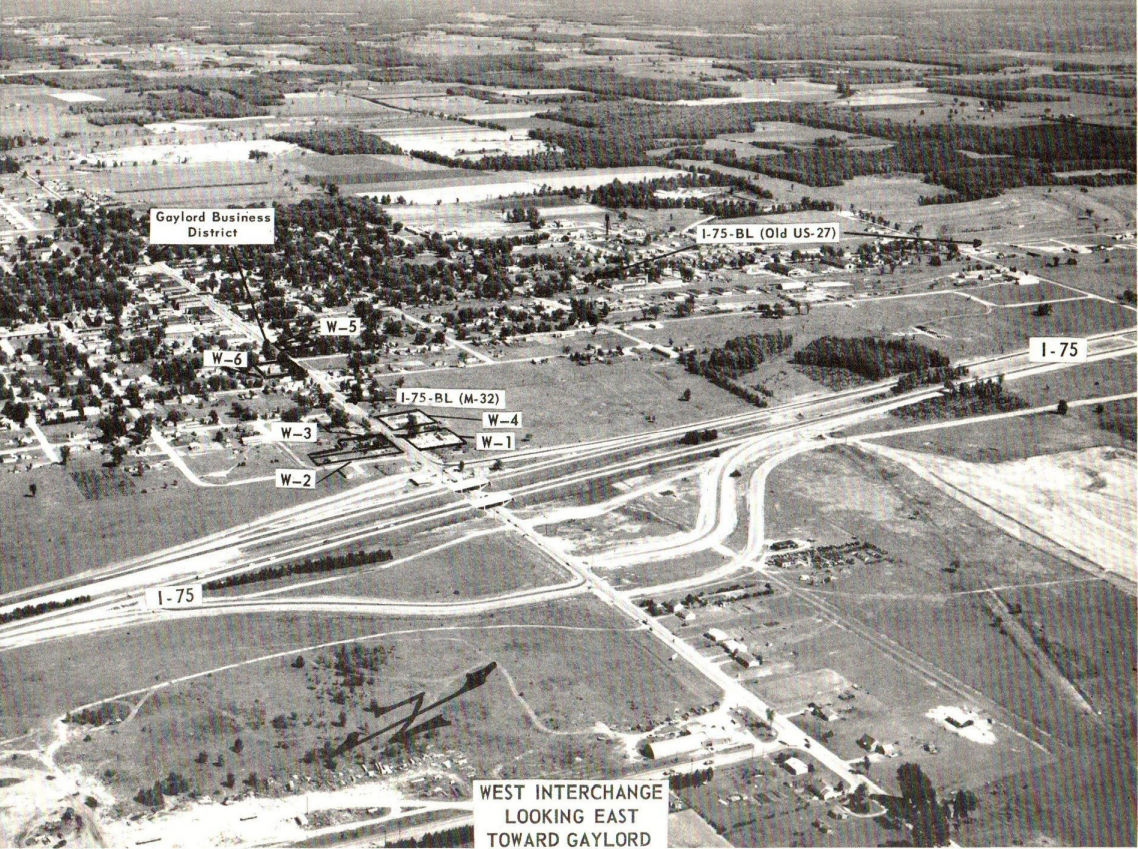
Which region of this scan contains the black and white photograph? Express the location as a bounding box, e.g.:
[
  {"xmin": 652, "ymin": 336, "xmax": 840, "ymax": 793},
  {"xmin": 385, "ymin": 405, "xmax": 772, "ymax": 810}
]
[{"xmin": 0, "ymin": 1, "xmax": 1134, "ymax": 846}]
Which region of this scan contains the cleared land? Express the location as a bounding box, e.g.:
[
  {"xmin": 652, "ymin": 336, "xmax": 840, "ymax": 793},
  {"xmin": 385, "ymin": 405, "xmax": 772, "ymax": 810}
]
[{"xmin": 880, "ymin": 445, "xmax": 1135, "ymax": 579}]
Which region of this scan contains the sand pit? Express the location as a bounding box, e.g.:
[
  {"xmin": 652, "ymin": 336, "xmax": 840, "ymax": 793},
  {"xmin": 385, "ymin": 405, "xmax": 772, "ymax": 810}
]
[
  {"xmin": 371, "ymin": 125, "xmax": 553, "ymax": 159},
  {"xmin": 84, "ymin": 139, "xmax": 298, "ymax": 165},
  {"xmin": 886, "ymin": 445, "xmax": 1136, "ymax": 580},
  {"xmin": 48, "ymin": 91, "xmax": 105, "ymax": 103},
  {"xmin": 926, "ymin": 705, "xmax": 997, "ymax": 744}
]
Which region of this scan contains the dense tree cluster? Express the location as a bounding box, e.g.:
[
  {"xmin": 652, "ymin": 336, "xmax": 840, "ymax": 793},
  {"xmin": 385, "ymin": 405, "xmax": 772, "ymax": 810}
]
[
  {"xmin": 386, "ymin": 824, "xmax": 474, "ymax": 848},
  {"xmin": 203, "ymin": 548, "xmax": 394, "ymax": 590},
  {"xmin": 891, "ymin": 364, "xmax": 969, "ymax": 394},
  {"xmin": 892, "ymin": 377, "xmax": 1028, "ymax": 420},
  {"xmin": 687, "ymin": 331, "xmax": 795, "ymax": 380},
  {"xmin": 670, "ymin": 767, "xmax": 714, "ymax": 790},
  {"xmin": 134, "ymin": 772, "xmax": 190, "ymax": 809},
  {"xmin": 0, "ymin": 594, "xmax": 91, "ymax": 625},
  {"xmin": 271, "ymin": 128, "xmax": 403, "ymax": 156},
  {"xmin": 791, "ymin": 336, "xmax": 950, "ymax": 381},
  {"xmin": 679, "ymin": 428, "xmax": 719, "ymax": 446}
]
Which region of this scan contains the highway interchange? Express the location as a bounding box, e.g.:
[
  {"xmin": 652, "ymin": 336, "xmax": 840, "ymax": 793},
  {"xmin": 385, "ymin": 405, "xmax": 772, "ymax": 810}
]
[{"xmin": 0, "ymin": 239, "xmax": 1133, "ymax": 846}]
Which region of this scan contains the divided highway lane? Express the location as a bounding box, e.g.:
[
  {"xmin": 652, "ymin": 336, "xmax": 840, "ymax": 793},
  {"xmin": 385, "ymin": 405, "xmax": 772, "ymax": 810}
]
[
  {"xmin": 2, "ymin": 336, "xmax": 1132, "ymax": 653},
  {"xmin": 0, "ymin": 581, "xmax": 592, "ymax": 652}
]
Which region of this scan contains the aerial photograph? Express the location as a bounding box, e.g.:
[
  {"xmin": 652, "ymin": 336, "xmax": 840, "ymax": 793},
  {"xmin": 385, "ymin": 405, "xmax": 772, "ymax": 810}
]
[{"xmin": 0, "ymin": 1, "xmax": 1133, "ymax": 846}]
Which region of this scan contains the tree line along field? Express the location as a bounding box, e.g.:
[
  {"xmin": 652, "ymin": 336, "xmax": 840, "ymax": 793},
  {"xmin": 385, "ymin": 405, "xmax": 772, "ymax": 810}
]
[{"xmin": 269, "ymin": 531, "xmax": 572, "ymax": 601}]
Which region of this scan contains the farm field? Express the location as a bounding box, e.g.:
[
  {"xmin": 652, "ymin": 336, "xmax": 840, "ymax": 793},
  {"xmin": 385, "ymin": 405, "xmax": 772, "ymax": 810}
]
[
  {"xmin": 370, "ymin": 123, "xmax": 553, "ymax": 159},
  {"xmin": 275, "ymin": 92, "xmax": 399, "ymax": 117}
]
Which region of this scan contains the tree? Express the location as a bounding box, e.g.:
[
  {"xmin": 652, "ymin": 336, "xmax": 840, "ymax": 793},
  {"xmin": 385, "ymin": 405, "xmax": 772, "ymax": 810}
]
[
  {"xmin": 232, "ymin": 737, "xmax": 244, "ymax": 754},
  {"xmin": 27, "ymin": 483, "xmax": 36, "ymax": 498},
  {"xmin": 135, "ymin": 781, "xmax": 165, "ymax": 808},
  {"xmin": 897, "ymin": 763, "xmax": 950, "ymax": 847},
  {"xmin": 1057, "ymin": 399, "xmax": 1069, "ymax": 415},
  {"xmin": 850, "ymin": 782, "xmax": 870, "ymax": 814},
  {"xmin": 110, "ymin": 444, "xmax": 127, "ymax": 466},
  {"xmin": 680, "ymin": 388, "xmax": 692, "ymax": 402},
  {"xmin": 3, "ymin": 400, "xmax": 29, "ymax": 426},
  {"xmin": 59, "ymin": 445, "xmax": 71, "ymax": 466}
]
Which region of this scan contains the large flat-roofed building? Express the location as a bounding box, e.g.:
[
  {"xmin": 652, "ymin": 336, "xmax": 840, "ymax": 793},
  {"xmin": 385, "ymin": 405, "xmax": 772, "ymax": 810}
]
[{"xmin": 645, "ymin": 733, "xmax": 709, "ymax": 760}]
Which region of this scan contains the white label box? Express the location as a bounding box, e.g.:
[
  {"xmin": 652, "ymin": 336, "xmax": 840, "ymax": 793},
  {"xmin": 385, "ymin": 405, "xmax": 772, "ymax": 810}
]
[
  {"xmin": 268, "ymin": 421, "xmax": 318, "ymax": 442},
  {"xmin": 398, "ymin": 388, "xmax": 506, "ymax": 409},
  {"xmin": 150, "ymin": 208, "xmax": 275, "ymax": 245},
  {"xmin": 275, "ymin": 468, "xmax": 315, "ymax": 489},
  {"xmin": 318, "ymin": 316, "xmax": 361, "ymax": 336},
  {"xmin": 696, "ymin": 222, "xmax": 841, "ymax": 244},
  {"xmin": 1028, "ymin": 336, "xmax": 1088, "ymax": 363},
  {"xmin": 145, "ymin": 585, "xmax": 203, "ymax": 610},
  {"xmin": 482, "ymin": 412, "xmax": 522, "ymax": 429},
  {"xmin": 473, "ymin": 780, "xmax": 667, "ymax": 849},
  {"xmin": 476, "ymin": 433, "xmax": 515, "ymax": 451},
  {"xmin": 201, "ymin": 350, "xmax": 248, "ymax": 369}
]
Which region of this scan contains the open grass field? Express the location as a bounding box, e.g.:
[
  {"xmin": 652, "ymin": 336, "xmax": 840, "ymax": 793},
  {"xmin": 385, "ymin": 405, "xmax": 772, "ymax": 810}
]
[
  {"xmin": 378, "ymin": 355, "xmax": 747, "ymax": 449},
  {"xmin": 937, "ymin": 296, "xmax": 1135, "ymax": 355},
  {"xmin": 965, "ymin": 280, "xmax": 1072, "ymax": 305},
  {"xmin": 601, "ymin": 549, "xmax": 732, "ymax": 591},
  {"xmin": 1009, "ymin": 355, "xmax": 1136, "ymax": 407},
  {"xmin": 630, "ymin": 291, "xmax": 1039, "ymax": 361},
  {"xmin": 1013, "ymin": 250, "xmax": 1137, "ymax": 301},
  {"xmin": 87, "ymin": 139, "xmax": 298, "ymax": 166},
  {"xmin": 272, "ymin": 530, "xmax": 571, "ymax": 600},
  {"xmin": 0, "ymin": 457, "xmax": 356, "ymax": 596},
  {"xmin": 895, "ymin": 187, "xmax": 1128, "ymax": 240},
  {"xmin": 0, "ymin": 596, "xmax": 719, "ymax": 804},
  {"xmin": 863, "ymin": 405, "xmax": 1134, "ymax": 461}
]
